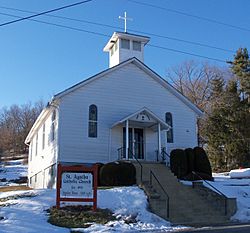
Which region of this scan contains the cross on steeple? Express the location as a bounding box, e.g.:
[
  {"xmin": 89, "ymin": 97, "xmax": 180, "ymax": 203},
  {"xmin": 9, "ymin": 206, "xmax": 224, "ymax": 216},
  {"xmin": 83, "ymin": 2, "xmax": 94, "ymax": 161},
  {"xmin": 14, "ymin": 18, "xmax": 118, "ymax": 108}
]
[{"xmin": 119, "ymin": 11, "xmax": 133, "ymax": 33}]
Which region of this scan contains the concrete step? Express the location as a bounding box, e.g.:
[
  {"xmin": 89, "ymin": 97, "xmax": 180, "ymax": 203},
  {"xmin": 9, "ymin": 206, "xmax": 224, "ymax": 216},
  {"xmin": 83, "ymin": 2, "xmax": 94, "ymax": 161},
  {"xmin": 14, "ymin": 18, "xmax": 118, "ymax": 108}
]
[{"xmin": 133, "ymin": 161, "xmax": 237, "ymax": 226}]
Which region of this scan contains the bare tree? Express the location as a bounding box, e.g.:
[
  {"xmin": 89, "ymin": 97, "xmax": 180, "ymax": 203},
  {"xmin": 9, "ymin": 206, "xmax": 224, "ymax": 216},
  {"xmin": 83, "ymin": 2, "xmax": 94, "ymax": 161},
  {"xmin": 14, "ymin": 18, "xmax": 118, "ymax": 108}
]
[
  {"xmin": 166, "ymin": 60, "xmax": 229, "ymax": 112},
  {"xmin": 166, "ymin": 61, "xmax": 231, "ymax": 146},
  {"xmin": 0, "ymin": 100, "xmax": 45, "ymax": 157}
]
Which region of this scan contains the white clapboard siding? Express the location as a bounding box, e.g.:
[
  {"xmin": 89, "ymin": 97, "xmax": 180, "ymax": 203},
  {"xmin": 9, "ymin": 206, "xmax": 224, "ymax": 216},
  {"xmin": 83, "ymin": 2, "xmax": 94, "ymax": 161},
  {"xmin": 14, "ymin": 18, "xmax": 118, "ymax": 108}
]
[
  {"xmin": 28, "ymin": 109, "xmax": 58, "ymax": 188},
  {"xmin": 57, "ymin": 62, "xmax": 198, "ymax": 164}
]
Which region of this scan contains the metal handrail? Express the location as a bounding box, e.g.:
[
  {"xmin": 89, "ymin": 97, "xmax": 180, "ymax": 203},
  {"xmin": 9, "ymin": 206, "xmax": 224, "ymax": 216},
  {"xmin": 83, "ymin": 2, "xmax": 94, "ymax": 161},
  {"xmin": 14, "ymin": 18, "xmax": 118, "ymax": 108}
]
[
  {"xmin": 192, "ymin": 171, "xmax": 227, "ymax": 215},
  {"xmin": 155, "ymin": 147, "xmax": 170, "ymax": 163},
  {"xmin": 150, "ymin": 169, "xmax": 170, "ymax": 218},
  {"xmin": 161, "ymin": 147, "xmax": 171, "ymax": 167},
  {"xmin": 117, "ymin": 147, "xmax": 143, "ymax": 183},
  {"xmin": 161, "ymin": 147, "xmax": 170, "ymax": 159}
]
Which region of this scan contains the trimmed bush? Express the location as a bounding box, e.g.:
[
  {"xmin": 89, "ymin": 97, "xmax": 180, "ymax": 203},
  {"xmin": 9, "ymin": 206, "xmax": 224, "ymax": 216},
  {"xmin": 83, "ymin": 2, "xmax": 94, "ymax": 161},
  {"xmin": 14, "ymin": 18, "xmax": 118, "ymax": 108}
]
[
  {"xmin": 170, "ymin": 147, "xmax": 213, "ymax": 181},
  {"xmin": 99, "ymin": 161, "xmax": 136, "ymax": 186},
  {"xmin": 185, "ymin": 148, "xmax": 195, "ymax": 173},
  {"xmin": 95, "ymin": 163, "xmax": 104, "ymax": 186},
  {"xmin": 193, "ymin": 147, "xmax": 212, "ymax": 177},
  {"xmin": 170, "ymin": 149, "xmax": 188, "ymax": 179},
  {"xmin": 117, "ymin": 162, "xmax": 136, "ymax": 185}
]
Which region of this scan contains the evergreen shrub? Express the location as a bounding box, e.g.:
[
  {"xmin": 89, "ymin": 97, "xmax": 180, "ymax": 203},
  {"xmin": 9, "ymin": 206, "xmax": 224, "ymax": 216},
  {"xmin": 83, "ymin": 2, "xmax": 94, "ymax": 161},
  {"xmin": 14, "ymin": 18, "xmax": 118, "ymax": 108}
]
[
  {"xmin": 99, "ymin": 161, "xmax": 136, "ymax": 186},
  {"xmin": 170, "ymin": 149, "xmax": 188, "ymax": 179},
  {"xmin": 185, "ymin": 148, "xmax": 195, "ymax": 173},
  {"xmin": 95, "ymin": 163, "xmax": 104, "ymax": 186},
  {"xmin": 193, "ymin": 147, "xmax": 212, "ymax": 177},
  {"xmin": 170, "ymin": 147, "xmax": 213, "ymax": 181}
]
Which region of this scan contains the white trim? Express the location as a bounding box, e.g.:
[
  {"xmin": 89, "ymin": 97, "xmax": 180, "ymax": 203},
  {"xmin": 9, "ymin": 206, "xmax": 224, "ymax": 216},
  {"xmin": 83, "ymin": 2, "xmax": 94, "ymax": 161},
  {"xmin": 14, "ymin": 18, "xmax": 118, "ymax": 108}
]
[
  {"xmin": 103, "ymin": 32, "xmax": 150, "ymax": 51},
  {"xmin": 158, "ymin": 123, "xmax": 161, "ymax": 158},
  {"xmin": 112, "ymin": 107, "xmax": 170, "ymax": 131},
  {"xmin": 125, "ymin": 120, "xmax": 129, "ymax": 160}
]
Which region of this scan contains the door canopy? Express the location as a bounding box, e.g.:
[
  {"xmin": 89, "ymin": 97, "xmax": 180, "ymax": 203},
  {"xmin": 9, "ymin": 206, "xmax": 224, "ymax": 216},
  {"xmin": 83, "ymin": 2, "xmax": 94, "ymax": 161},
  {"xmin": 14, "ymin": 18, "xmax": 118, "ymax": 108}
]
[{"xmin": 112, "ymin": 107, "xmax": 170, "ymax": 131}]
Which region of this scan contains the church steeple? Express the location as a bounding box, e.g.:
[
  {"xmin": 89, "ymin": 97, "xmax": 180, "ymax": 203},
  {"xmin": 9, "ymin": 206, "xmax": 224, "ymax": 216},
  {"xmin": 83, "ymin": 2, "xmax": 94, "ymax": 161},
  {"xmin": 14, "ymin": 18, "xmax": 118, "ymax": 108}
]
[
  {"xmin": 103, "ymin": 12, "xmax": 150, "ymax": 68},
  {"xmin": 103, "ymin": 31, "xmax": 150, "ymax": 68}
]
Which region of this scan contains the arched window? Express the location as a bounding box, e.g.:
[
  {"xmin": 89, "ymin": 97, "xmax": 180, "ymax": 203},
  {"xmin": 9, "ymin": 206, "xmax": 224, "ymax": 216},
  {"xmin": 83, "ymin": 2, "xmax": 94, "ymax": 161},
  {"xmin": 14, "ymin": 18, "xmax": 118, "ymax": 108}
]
[
  {"xmin": 88, "ymin": 105, "xmax": 97, "ymax": 138},
  {"xmin": 165, "ymin": 112, "xmax": 173, "ymax": 143}
]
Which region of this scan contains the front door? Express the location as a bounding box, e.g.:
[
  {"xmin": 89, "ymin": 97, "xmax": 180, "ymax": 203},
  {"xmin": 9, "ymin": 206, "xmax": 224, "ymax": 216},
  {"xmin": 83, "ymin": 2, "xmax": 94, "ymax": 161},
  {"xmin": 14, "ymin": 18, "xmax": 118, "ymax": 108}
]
[{"xmin": 123, "ymin": 128, "xmax": 144, "ymax": 159}]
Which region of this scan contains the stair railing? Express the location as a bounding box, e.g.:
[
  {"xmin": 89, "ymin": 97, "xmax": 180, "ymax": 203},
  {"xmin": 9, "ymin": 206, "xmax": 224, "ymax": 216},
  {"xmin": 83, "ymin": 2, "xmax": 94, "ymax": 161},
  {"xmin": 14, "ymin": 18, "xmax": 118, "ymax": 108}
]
[
  {"xmin": 161, "ymin": 147, "xmax": 171, "ymax": 167},
  {"xmin": 150, "ymin": 169, "xmax": 170, "ymax": 218},
  {"xmin": 192, "ymin": 171, "xmax": 228, "ymax": 216},
  {"xmin": 155, "ymin": 147, "xmax": 170, "ymax": 164},
  {"xmin": 117, "ymin": 146, "xmax": 143, "ymax": 184}
]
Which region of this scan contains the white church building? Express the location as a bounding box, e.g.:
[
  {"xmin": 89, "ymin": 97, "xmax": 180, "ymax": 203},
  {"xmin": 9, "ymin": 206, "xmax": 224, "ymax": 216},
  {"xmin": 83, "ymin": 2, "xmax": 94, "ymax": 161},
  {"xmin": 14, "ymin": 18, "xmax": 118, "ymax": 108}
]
[{"xmin": 25, "ymin": 31, "xmax": 203, "ymax": 189}]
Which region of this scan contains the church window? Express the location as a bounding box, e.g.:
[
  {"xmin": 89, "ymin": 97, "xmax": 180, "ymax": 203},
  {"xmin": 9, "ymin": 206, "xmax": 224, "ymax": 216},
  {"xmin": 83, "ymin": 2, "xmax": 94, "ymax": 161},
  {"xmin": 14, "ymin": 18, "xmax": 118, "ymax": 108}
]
[
  {"xmin": 133, "ymin": 41, "xmax": 141, "ymax": 51},
  {"xmin": 165, "ymin": 112, "xmax": 173, "ymax": 143},
  {"xmin": 121, "ymin": 39, "xmax": 130, "ymax": 49},
  {"xmin": 88, "ymin": 104, "xmax": 98, "ymax": 138}
]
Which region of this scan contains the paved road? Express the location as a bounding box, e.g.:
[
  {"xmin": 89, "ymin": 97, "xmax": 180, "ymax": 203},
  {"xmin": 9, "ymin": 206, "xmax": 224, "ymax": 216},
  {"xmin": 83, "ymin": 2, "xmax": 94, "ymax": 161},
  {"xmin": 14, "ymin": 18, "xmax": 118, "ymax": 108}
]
[{"xmin": 174, "ymin": 224, "xmax": 250, "ymax": 233}]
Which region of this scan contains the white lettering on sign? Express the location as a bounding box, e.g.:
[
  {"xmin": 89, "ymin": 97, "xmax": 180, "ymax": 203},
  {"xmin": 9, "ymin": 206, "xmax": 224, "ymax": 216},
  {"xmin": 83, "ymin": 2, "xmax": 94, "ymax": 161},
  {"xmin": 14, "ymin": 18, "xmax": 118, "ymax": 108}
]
[{"xmin": 61, "ymin": 172, "xmax": 93, "ymax": 198}]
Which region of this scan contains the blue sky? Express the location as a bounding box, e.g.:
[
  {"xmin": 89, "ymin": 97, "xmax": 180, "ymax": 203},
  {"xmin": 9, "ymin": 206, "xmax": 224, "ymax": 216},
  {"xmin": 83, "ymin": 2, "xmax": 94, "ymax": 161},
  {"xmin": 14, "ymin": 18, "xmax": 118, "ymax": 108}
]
[{"xmin": 0, "ymin": 0, "xmax": 250, "ymax": 108}]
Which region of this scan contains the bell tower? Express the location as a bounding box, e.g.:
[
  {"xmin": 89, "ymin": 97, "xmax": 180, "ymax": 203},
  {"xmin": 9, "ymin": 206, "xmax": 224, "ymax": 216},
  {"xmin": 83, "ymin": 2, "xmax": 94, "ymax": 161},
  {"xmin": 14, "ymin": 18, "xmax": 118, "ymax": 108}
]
[{"xmin": 103, "ymin": 12, "xmax": 150, "ymax": 68}]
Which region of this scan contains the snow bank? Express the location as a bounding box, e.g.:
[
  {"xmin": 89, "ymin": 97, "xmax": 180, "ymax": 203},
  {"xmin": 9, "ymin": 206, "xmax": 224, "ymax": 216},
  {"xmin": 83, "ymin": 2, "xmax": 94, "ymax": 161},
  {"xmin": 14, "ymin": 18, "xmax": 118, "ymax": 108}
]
[{"xmin": 229, "ymin": 168, "xmax": 250, "ymax": 179}]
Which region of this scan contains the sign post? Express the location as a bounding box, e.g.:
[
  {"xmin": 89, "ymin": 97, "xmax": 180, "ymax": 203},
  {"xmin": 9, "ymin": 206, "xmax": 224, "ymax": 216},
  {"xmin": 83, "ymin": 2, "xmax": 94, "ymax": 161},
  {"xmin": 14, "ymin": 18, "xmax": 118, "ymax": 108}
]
[{"xmin": 56, "ymin": 164, "xmax": 98, "ymax": 210}]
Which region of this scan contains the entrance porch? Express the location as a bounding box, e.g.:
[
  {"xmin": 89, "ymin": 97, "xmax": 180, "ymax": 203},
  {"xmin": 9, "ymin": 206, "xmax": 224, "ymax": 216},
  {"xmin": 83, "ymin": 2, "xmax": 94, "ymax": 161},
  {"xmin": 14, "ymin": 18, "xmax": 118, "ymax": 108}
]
[{"xmin": 112, "ymin": 107, "xmax": 170, "ymax": 161}]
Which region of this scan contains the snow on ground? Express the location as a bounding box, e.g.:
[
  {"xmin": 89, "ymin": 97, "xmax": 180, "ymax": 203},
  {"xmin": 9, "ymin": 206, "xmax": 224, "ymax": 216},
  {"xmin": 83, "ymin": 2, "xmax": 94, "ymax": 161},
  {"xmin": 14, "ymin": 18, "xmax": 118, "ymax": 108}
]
[
  {"xmin": 181, "ymin": 173, "xmax": 250, "ymax": 223},
  {"xmin": 0, "ymin": 159, "xmax": 185, "ymax": 232},
  {"xmin": 0, "ymin": 159, "xmax": 27, "ymax": 186},
  {"xmin": 0, "ymin": 187, "xmax": 186, "ymax": 233},
  {"xmin": 229, "ymin": 168, "xmax": 250, "ymax": 179},
  {"xmin": 207, "ymin": 173, "xmax": 250, "ymax": 223},
  {"xmin": 1, "ymin": 159, "xmax": 250, "ymax": 232},
  {"xmin": 0, "ymin": 189, "xmax": 68, "ymax": 233}
]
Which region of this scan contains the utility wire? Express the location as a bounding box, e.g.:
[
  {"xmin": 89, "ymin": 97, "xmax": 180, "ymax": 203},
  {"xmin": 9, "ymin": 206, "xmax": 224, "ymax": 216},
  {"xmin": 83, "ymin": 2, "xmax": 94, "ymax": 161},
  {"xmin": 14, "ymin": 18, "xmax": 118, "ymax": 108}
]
[
  {"xmin": 0, "ymin": 12, "xmax": 226, "ymax": 63},
  {"xmin": 128, "ymin": 0, "xmax": 250, "ymax": 33},
  {"xmin": 0, "ymin": 0, "xmax": 93, "ymax": 27},
  {"xmin": 0, "ymin": 5, "xmax": 234, "ymax": 53},
  {"xmin": 0, "ymin": 12, "xmax": 110, "ymax": 38},
  {"xmin": 148, "ymin": 44, "xmax": 225, "ymax": 63}
]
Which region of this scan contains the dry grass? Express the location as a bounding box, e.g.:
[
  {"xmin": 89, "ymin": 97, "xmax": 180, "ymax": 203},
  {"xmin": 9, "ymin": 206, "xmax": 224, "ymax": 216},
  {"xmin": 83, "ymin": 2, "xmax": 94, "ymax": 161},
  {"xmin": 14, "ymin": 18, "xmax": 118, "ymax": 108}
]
[
  {"xmin": 0, "ymin": 185, "xmax": 32, "ymax": 192},
  {"xmin": 48, "ymin": 205, "xmax": 116, "ymax": 229}
]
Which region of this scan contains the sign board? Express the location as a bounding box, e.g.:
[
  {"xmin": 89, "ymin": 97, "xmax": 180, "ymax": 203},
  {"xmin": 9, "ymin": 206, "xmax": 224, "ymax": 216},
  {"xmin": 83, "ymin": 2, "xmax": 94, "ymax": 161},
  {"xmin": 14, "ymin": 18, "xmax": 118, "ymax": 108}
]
[
  {"xmin": 56, "ymin": 164, "xmax": 98, "ymax": 210},
  {"xmin": 61, "ymin": 172, "xmax": 93, "ymax": 198}
]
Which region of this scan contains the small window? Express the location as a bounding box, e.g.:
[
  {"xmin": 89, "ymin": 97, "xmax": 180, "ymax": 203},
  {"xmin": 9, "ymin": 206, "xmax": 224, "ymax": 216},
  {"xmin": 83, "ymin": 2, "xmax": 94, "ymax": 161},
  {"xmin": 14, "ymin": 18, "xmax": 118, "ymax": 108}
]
[
  {"xmin": 111, "ymin": 46, "xmax": 114, "ymax": 56},
  {"xmin": 35, "ymin": 134, "xmax": 38, "ymax": 156},
  {"xmin": 88, "ymin": 104, "xmax": 97, "ymax": 138},
  {"xmin": 114, "ymin": 41, "xmax": 118, "ymax": 51},
  {"xmin": 50, "ymin": 164, "xmax": 55, "ymax": 176},
  {"xmin": 165, "ymin": 112, "xmax": 173, "ymax": 143},
  {"xmin": 42, "ymin": 124, "xmax": 45, "ymax": 150},
  {"xmin": 29, "ymin": 142, "xmax": 33, "ymax": 161},
  {"xmin": 133, "ymin": 41, "xmax": 141, "ymax": 51},
  {"xmin": 121, "ymin": 39, "xmax": 130, "ymax": 49},
  {"xmin": 51, "ymin": 110, "xmax": 56, "ymax": 141}
]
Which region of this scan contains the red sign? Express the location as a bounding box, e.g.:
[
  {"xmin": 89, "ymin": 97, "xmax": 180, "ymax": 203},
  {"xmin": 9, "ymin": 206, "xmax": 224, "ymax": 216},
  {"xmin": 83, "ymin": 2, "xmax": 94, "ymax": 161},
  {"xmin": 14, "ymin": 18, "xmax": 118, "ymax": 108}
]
[{"xmin": 56, "ymin": 164, "xmax": 98, "ymax": 210}]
